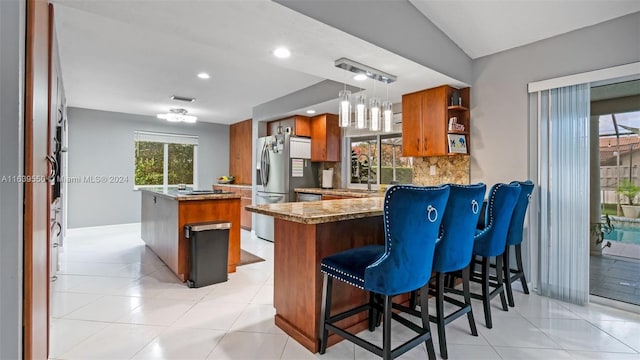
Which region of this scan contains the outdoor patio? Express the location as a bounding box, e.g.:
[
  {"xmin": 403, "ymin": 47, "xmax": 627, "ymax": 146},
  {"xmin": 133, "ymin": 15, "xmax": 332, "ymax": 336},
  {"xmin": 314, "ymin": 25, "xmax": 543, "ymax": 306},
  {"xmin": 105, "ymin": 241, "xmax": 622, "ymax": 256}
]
[{"xmin": 590, "ymin": 254, "xmax": 640, "ymax": 306}]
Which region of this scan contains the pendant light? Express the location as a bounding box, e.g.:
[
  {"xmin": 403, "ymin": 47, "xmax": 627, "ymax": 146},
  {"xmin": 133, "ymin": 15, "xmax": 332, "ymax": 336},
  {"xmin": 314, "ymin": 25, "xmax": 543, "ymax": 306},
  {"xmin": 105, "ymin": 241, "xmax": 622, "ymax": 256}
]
[
  {"xmin": 355, "ymin": 93, "xmax": 367, "ymax": 129},
  {"xmin": 383, "ymin": 83, "xmax": 393, "ymax": 133},
  {"xmin": 338, "ymin": 90, "xmax": 351, "ymax": 127},
  {"xmin": 369, "ymin": 79, "xmax": 381, "ymax": 132}
]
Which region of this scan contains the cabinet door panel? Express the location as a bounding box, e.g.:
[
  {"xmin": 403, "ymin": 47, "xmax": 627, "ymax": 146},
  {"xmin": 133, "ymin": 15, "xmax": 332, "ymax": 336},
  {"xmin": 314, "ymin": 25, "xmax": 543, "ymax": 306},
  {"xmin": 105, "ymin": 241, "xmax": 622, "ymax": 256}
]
[
  {"xmin": 422, "ymin": 87, "xmax": 447, "ymax": 156},
  {"xmin": 401, "ymin": 92, "xmax": 423, "ymax": 157}
]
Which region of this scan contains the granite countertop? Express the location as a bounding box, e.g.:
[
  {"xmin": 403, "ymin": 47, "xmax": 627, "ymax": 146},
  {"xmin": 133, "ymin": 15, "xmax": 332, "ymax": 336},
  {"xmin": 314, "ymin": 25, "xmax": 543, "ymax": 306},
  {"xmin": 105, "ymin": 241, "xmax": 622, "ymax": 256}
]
[
  {"xmin": 140, "ymin": 188, "xmax": 241, "ymax": 201},
  {"xmin": 246, "ymin": 197, "xmax": 384, "ymax": 224},
  {"xmin": 294, "ymin": 188, "xmax": 384, "ymax": 198},
  {"xmin": 213, "ymin": 183, "xmax": 252, "ymax": 189}
]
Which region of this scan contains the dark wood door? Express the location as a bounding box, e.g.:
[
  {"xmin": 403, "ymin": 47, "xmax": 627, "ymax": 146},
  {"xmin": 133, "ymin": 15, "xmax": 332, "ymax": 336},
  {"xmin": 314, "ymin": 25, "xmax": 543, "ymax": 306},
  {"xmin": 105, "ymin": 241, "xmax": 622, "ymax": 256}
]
[
  {"xmin": 229, "ymin": 119, "xmax": 252, "ymax": 185},
  {"xmin": 24, "ymin": 0, "xmax": 51, "ymax": 358}
]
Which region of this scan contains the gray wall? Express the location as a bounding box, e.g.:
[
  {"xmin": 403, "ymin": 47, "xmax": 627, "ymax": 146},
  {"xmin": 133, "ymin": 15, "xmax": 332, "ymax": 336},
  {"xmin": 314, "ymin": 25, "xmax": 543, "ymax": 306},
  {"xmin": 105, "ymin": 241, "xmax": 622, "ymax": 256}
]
[
  {"xmin": 470, "ymin": 11, "xmax": 640, "ymax": 187},
  {"xmin": 0, "ymin": 0, "xmax": 23, "ymax": 358},
  {"xmin": 67, "ymin": 107, "xmax": 229, "ymax": 228}
]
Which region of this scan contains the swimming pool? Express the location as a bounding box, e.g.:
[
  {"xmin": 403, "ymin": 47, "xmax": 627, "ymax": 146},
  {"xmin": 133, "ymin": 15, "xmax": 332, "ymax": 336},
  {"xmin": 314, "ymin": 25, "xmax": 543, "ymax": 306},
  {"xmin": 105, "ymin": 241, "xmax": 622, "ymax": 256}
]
[{"xmin": 604, "ymin": 225, "xmax": 640, "ymax": 245}]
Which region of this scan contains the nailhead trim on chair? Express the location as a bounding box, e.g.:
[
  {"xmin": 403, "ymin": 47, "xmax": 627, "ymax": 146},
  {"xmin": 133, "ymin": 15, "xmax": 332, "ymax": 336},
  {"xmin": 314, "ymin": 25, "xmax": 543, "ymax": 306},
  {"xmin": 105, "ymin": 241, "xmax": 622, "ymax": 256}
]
[
  {"xmin": 320, "ymin": 264, "xmax": 365, "ymax": 289},
  {"xmin": 475, "ymin": 183, "xmax": 503, "ymax": 237}
]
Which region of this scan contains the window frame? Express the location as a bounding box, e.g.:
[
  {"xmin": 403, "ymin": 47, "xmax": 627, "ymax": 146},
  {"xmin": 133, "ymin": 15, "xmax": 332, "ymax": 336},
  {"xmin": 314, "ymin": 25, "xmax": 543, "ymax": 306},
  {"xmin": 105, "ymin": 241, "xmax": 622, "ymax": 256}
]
[
  {"xmin": 345, "ymin": 133, "xmax": 410, "ymax": 189},
  {"xmin": 133, "ymin": 131, "xmax": 199, "ymax": 191}
]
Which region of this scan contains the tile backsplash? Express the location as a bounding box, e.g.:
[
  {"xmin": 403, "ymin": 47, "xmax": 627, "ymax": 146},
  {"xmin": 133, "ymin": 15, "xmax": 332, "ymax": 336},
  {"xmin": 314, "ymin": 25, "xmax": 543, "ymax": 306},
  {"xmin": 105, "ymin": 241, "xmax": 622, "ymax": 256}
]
[{"xmin": 412, "ymin": 155, "xmax": 470, "ymax": 186}]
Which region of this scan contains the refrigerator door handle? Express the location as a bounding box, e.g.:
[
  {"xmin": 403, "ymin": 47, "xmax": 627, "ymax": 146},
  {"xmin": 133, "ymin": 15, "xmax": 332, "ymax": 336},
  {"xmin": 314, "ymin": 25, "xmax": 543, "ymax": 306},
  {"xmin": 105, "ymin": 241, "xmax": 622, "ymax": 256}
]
[{"xmin": 263, "ymin": 144, "xmax": 270, "ymax": 187}]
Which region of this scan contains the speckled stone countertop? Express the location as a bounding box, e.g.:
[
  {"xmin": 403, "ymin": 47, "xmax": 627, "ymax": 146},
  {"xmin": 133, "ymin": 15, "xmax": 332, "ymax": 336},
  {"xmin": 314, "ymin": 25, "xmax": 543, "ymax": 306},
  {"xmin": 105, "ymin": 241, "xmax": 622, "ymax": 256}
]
[
  {"xmin": 294, "ymin": 188, "xmax": 384, "ymax": 198},
  {"xmin": 213, "ymin": 184, "xmax": 252, "ymax": 189},
  {"xmin": 246, "ymin": 197, "xmax": 384, "ymax": 224},
  {"xmin": 140, "ymin": 188, "xmax": 241, "ymax": 201}
]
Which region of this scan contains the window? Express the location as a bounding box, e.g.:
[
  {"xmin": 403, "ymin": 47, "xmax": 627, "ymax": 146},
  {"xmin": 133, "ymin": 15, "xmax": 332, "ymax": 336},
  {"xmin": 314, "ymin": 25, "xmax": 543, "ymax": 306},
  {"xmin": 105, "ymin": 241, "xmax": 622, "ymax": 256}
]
[
  {"xmin": 349, "ymin": 134, "xmax": 413, "ymax": 186},
  {"xmin": 134, "ymin": 131, "xmax": 198, "ymax": 188}
]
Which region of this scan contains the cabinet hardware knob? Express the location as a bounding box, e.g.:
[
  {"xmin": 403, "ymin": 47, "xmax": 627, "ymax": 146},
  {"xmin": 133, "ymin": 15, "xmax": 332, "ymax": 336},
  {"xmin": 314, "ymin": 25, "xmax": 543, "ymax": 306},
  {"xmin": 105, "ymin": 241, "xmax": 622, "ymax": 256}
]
[{"xmin": 51, "ymin": 275, "xmax": 58, "ymax": 282}]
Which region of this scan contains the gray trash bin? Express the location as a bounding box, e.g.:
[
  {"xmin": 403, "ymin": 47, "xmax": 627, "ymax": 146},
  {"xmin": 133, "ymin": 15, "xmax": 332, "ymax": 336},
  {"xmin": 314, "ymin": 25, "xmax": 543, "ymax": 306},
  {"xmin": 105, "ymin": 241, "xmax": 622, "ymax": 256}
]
[{"xmin": 184, "ymin": 220, "xmax": 230, "ymax": 288}]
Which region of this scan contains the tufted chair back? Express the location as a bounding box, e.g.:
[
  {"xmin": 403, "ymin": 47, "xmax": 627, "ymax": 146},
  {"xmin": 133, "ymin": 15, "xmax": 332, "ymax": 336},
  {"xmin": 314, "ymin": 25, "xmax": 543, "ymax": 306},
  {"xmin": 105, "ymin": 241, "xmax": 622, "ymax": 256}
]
[
  {"xmin": 364, "ymin": 184, "xmax": 450, "ymax": 296},
  {"xmin": 473, "ymin": 183, "xmax": 521, "ymax": 257},
  {"xmin": 506, "ymin": 180, "xmax": 535, "ymax": 246},
  {"xmin": 433, "ymin": 183, "xmax": 487, "ymax": 274}
]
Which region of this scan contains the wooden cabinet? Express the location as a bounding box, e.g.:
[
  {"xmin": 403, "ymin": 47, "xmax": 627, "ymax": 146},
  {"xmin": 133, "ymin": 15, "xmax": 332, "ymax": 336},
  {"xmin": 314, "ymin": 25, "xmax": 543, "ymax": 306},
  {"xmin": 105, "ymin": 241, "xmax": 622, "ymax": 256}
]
[
  {"xmin": 402, "ymin": 85, "xmax": 470, "ymax": 157},
  {"xmin": 267, "ymin": 115, "xmax": 311, "ymax": 137},
  {"xmin": 311, "ymin": 113, "xmax": 340, "ymax": 162},
  {"xmin": 229, "ymin": 119, "xmax": 252, "ymax": 185},
  {"xmin": 213, "ymin": 185, "xmax": 252, "ymax": 230}
]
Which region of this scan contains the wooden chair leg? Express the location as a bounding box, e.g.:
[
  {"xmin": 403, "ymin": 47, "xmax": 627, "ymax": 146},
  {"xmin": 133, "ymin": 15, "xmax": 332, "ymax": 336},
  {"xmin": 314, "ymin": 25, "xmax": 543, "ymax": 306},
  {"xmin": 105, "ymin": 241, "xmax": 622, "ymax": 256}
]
[
  {"xmin": 461, "ymin": 266, "xmax": 478, "ymax": 336},
  {"xmin": 319, "ymin": 274, "xmax": 332, "ymax": 354},
  {"xmin": 409, "ymin": 290, "xmax": 417, "ymax": 310},
  {"xmin": 436, "ymin": 273, "xmax": 447, "ymax": 359},
  {"xmin": 481, "ymin": 257, "xmax": 492, "ymax": 329},
  {"xmin": 420, "ymin": 284, "xmax": 436, "ymax": 360},
  {"xmin": 495, "ymin": 254, "xmax": 508, "ymax": 311},
  {"xmin": 383, "ymin": 295, "xmax": 392, "ymax": 360},
  {"xmin": 515, "ymin": 244, "xmax": 529, "ymax": 294},
  {"xmin": 503, "ymin": 250, "xmax": 515, "ymax": 307},
  {"xmin": 368, "ymin": 292, "xmax": 377, "ymax": 331}
]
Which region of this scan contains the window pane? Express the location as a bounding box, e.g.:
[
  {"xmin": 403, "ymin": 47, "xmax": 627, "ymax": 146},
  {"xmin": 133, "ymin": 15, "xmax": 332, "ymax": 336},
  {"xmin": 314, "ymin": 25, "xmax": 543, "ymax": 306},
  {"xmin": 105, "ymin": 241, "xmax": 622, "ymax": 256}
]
[
  {"xmin": 134, "ymin": 141, "xmax": 164, "ymax": 185},
  {"xmin": 168, "ymin": 143, "xmax": 194, "ymax": 185},
  {"xmin": 350, "ymin": 138, "xmax": 378, "ymax": 184},
  {"xmin": 381, "ymin": 136, "xmax": 413, "ymax": 184}
]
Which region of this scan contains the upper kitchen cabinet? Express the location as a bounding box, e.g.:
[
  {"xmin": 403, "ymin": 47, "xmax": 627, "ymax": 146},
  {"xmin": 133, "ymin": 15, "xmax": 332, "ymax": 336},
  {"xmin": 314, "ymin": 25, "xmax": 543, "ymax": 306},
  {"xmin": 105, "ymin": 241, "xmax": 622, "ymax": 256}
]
[
  {"xmin": 229, "ymin": 119, "xmax": 252, "ymax": 185},
  {"xmin": 311, "ymin": 113, "xmax": 340, "ymax": 162},
  {"xmin": 267, "ymin": 115, "xmax": 311, "ymax": 137},
  {"xmin": 402, "ymin": 85, "xmax": 470, "ymax": 157}
]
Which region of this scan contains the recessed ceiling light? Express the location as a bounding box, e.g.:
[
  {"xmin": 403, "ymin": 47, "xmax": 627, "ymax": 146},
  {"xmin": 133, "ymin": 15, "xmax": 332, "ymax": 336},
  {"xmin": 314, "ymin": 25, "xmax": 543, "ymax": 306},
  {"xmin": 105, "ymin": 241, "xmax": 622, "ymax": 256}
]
[
  {"xmin": 197, "ymin": 72, "xmax": 210, "ymax": 79},
  {"xmin": 354, "ymin": 74, "xmax": 368, "ymax": 81},
  {"xmin": 273, "ymin": 47, "xmax": 291, "ymax": 59},
  {"xmin": 306, "ymin": 109, "xmax": 316, "ymax": 114}
]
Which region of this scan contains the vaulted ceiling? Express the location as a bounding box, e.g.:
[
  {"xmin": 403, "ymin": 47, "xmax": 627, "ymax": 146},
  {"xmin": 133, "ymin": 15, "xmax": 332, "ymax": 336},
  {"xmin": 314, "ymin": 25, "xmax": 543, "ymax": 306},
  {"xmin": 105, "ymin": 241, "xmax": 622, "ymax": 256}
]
[{"xmin": 52, "ymin": 0, "xmax": 640, "ymax": 124}]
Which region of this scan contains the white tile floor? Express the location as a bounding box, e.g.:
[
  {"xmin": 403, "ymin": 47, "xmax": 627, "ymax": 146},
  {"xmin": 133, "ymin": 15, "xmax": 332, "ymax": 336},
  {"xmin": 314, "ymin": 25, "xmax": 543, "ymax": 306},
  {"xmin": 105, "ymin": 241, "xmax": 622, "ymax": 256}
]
[{"xmin": 50, "ymin": 223, "xmax": 640, "ymax": 360}]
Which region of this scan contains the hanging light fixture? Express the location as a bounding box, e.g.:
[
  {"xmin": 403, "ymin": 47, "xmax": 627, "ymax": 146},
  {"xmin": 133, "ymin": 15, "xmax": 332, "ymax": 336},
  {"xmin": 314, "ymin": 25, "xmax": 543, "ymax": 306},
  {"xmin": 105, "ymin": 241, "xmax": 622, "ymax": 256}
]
[
  {"xmin": 334, "ymin": 58, "xmax": 396, "ymax": 131},
  {"xmin": 383, "ymin": 82, "xmax": 393, "ymax": 133},
  {"xmin": 338, "ymin": 67, "xmax": 352, "ymax": 129},
  {"xmin": 355, "ymin": 94, "xmax": 367, "ymax": 129},
  {"xmin": 382, "ymin": 101, "xmax": 393, "ymax": 133}
]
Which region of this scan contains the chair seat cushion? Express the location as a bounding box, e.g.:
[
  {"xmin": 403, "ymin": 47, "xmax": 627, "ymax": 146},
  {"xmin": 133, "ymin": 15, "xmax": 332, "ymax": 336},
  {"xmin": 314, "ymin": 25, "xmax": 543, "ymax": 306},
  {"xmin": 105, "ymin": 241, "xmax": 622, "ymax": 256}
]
[{"xmin": 320, "ymin": 245, "xmax": 385, "ymax": 289}]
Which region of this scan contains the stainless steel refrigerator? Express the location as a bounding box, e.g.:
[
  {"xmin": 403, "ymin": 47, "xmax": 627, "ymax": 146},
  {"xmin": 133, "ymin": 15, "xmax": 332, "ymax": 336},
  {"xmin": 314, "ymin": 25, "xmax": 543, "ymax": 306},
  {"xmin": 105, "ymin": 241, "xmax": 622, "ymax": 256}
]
[{"xmin": 255, "ymin": 133, "xmax": 318, "ymax": 241}]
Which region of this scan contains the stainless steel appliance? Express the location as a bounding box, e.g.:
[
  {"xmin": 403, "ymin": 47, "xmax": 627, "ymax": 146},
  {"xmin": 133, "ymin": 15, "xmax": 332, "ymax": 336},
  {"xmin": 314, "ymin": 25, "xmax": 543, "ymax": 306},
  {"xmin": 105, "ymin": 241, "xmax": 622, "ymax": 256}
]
[{"xmin": 255, "ymin": 133, "xmax": 318, "ymax": 241}]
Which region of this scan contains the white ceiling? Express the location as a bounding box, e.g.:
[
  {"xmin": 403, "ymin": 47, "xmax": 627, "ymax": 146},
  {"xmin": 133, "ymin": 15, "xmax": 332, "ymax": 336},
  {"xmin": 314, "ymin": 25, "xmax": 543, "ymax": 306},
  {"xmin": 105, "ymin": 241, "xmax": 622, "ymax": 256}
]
[
  {"xmin": 410, "ymin": 0, "xmax": 640, "ymax": 59},
  {"xmin": 52, "ymin": 0, "xmax": 640, "ymax": 125}
]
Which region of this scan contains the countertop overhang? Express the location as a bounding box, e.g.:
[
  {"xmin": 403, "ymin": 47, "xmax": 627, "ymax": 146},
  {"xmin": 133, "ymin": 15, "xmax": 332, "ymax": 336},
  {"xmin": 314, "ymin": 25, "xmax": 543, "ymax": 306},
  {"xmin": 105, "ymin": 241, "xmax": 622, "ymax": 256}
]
[
  {"xmin": 246, "ymin": 197, "xmax": 384, "ymax": 224},
  {"xmin": 140, "ymin": 188, "xmax": 241, "ymax": 201},
  {"xmin": 295, "ymin": 188, "xmax": 384, "ymax": 198}
]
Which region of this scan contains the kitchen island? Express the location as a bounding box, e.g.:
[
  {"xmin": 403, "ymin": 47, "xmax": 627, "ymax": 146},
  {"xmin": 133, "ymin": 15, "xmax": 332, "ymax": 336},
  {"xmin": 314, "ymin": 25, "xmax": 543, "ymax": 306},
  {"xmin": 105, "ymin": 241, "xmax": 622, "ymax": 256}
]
[
  {"xmin": 247, "ymin": 197, "xmax": 395, "ymax": 353},
  {"xmin": 140, "ymin": 189, "xmax": 241, "ymax": 282}
]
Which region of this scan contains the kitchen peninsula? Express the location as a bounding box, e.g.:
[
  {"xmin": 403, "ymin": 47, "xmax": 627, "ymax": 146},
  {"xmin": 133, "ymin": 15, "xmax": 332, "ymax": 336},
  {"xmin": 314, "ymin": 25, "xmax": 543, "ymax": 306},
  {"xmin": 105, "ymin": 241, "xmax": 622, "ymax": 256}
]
[
  {"xmin": 140, "ymin": 189, "xmax": 241, "ymax": 282},
  {"xmin": 247, "ymin": 198, "xmax": 393, "ymax": 353}
]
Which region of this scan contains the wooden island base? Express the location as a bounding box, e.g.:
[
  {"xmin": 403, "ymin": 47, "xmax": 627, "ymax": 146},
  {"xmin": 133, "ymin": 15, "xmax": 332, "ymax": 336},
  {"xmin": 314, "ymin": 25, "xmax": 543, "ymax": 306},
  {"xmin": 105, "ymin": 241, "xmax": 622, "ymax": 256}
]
[{"xmin": 273, "ymin": 216, "xmax": 387, "ymax": 353}]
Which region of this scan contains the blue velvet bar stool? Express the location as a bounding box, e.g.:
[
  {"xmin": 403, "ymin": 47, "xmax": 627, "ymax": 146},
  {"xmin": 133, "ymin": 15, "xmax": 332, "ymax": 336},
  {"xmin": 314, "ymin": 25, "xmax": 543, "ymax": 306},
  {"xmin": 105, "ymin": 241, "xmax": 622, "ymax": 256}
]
[
  {"xmin": 470, "ymin": 183, "xmax": 521, "ymax": 329},
  {"xmin": 503, "ymin": 180, "xmax": 535, "ymax": 307},
  {"xmin": 319, "ymin": 185, "xmax": 450, "ymax": 360},
  {"xmin": 431, "ymin": 183, "xmax": 486, "ymax": 359}
]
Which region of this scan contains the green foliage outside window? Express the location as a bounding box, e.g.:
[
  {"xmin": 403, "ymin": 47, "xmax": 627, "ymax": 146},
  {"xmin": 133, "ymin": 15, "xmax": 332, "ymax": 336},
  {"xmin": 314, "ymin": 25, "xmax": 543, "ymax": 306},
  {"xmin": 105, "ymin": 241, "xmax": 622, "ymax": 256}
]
[{"xmin": 135, "ymin": 141, "xmax": 194, "ymax": 186}]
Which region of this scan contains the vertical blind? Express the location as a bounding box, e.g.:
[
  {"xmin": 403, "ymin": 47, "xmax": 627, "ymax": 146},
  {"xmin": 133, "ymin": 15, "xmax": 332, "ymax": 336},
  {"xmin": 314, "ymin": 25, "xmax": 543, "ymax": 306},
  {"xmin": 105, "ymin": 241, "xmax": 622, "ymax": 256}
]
[{"xmin": 538, "ymin": 84, "xmax": 590, "ymax": 304}]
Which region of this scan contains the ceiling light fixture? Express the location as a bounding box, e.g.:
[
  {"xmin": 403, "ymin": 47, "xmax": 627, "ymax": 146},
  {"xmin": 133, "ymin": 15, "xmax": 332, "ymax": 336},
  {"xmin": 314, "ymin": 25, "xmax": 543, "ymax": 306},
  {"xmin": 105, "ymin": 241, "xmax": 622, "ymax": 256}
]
[
  {"xmin": 157, "ymin": 108, "xmax": 197, "ymax": 123},
  {"xmin": 273, "ymin": 47, "xmax": 291, "ymax": 59},
  {"xmin": 306, "ymin": 109, "xmax": 316, "ymax": 114},
  {"xmin": 335, "ymin": 57, "xmax": 397, "ymax": 132},
  {"xmin": 353, "ymin": 74, "xmax": 367, "ymax": 81},
  {"xmin": 197, "ymin": 72, "xmax": 210, "ymax": 79}
]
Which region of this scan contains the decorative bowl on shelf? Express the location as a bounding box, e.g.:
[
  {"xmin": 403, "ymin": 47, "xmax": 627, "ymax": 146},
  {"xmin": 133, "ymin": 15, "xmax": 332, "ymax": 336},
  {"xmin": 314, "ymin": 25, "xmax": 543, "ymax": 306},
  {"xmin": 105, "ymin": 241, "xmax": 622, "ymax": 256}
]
[{"xmin": 217, "ymin": 176, "xmax": 235, "ymax": 184}]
